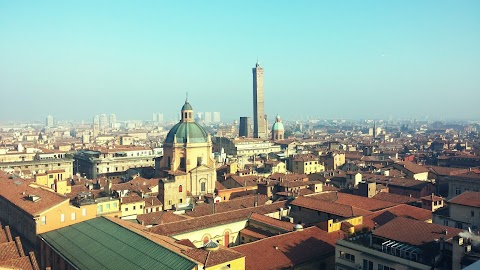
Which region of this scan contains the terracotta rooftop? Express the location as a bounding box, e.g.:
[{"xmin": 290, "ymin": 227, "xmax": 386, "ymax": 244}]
[
  {"xmin": 185, "ymin": 195, "xmax": 269, "ymax": 218},
  {"xmin": 448, "ymin": 191, "xmax": 480, "ymax": 207},
  {"xmin": 290, "ymin": 196, "xmax": 372, "ymax": 218},
  {"xmin": 0, "ymin": 177, "xmax": 68, "ymax": 217},
  {"xmin": 373, "ymin": 217, "xmax": 463, "ymax": 246},
  {"xmin": 182, "ymin": 245, "xmax": 244, "ymax": 268},
  {"xmin": 137, "ymin": 211, "xmax": 189, "ymax": 226},
  {"xmin": 427, "ymin": 166, "xmax": 468, "ymax": 176},
  {"xmin": 268, "ymin": 173, "xmax": 308, "ymax": 182},
  {"xmin": 150, "ymin": 201, "xmax": 287, "ymax": 236},
  {"xmin": 308, "ymin": 192, "xmax": 399, "ymax": 211},
  {"xmin": 240, "ymin": 227, "xmax": 270, "ymax": 239},
  {"xmin": 367, "ymin": 204, "xmax": 432, "ymax": 226},
  {"xmin": 372, "ymin": 192, "xmax": 419, "ymax": 204},
  {"xmin": 249, "ymin": 213, "xmax": 293, "ymax": 232},
  {"xmin": 225, "ymin": 175, "xmax": 261, "ymax": 187},
  {"xmin": 292, "ymin": 154, "xmax": 318, "ymax": 162},
  {"xmin": 0, "ymin": 224, "xmax": 39, "ymax": 270},
  {"xmin": 120, "ymin": 194, "xmax": 144, "ymax": 204},
  {"xmin": 233, "ymin": 226, "xmax": 345, "ymax": 270},
  {"xmin": 395, "ymin": 161, "xmax": 429, "ymax": 174}
]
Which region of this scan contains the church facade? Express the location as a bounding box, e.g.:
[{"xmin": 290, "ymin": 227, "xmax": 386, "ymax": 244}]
[{"xmin": 156, "ymin": 99, "xmax": 216, "ymax": 210}]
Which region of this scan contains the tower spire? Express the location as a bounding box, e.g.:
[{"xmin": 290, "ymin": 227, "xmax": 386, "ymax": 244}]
[{"xmin": 186, "ymin": 92, "xmax": 189, "ymax": 102}]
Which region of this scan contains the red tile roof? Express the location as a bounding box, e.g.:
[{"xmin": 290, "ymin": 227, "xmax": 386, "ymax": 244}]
[
  {"xmin": 150, "ymin": 201, "xmax": 287, "ymax": 236},
  {"xmin": 372, "ymin": 192, "xmax": 419, "ymax": 204},
  {"xmin": 290, "ymin": 196, "xmax": 372, "ymax": 218},
  {"xmin": 395, "ymin": 161, "xmax": 429, "ymax": 174},
  {"xmin": 233, "ymin": 226, "xmax": 345, "ymax": 270},
  {"xmin": 367, "ymin": 204, "xmax": 432, "ymax": 226},
  {"xmin": 448, "ymin": 191, "xmax": 480, "ymax": 207},
  {"xmin": 0, "ymin": 178, "xmax": 69, "ymax": 217},
  {"xmin": 240, "ymin": 227, "xmax": 270, "ymax": 239},
  {"xmin": 249, "ymin": 213, "xmax": 293, "ymax": 232},
  {"xmin": 137, "ymin": 211, "xmax": 189, "ymax": 226},
  {"xmin": 308, "ymin": 192, "xmax": 399, "ymax": 211},
  {"xmin": 185, "ymin": 195, "xmax": 269, "ymax": 218},
  {"xmin": 182, "ymin": 245, "xmax": 244, "ymax": 268},
  {"xmin": 373, "ymin": 217, "xmax": 463, "ymax": 246}
]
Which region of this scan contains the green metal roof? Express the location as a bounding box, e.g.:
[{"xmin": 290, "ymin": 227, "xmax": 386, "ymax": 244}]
[
  {"xmin": 181, "ymin": 101, "xmax": 193, "ymax": 111},
  {"xmin": 164, "ymin": 122, "xmax": 209, "ymax": 144},
  {"xmin": 40, "ymin": 217, "xmax": 197, "ymax": 270}
]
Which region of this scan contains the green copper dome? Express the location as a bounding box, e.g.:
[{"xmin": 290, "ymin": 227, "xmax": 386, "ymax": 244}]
[
  {"xmin": 182, "ymin": 101, "xmax": 193, "ymax": 111},
  {"xmin": 272, "ymin": 122, "xmax": 284, "ymax": 131},
  {"xmin": 272, "ymin": 115, "xmax": 284, "ymax": 131},
  {"xmin": 165, "ymin": 122, "xmax": 209, "ymax": 144}
]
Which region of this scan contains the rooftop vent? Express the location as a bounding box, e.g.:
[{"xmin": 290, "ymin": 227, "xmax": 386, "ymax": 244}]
[{"xmin": 26, "ymin": 194, "xmax": 41, "ymax": 202}]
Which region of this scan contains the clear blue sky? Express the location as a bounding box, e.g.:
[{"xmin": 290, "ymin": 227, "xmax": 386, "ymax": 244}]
[{"xmin": 1, "ymin": 1, "xmax": 479, "ymax": 122}]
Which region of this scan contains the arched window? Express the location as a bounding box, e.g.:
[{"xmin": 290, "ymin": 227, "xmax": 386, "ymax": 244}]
[
  {"xmin": 203, "ymin": 236, "xmax": 209, "ymax": 244},
  {"xmin": 224, "ymin": 231, "xmax": 230, "ymax": 247},
  {"xmin": 179, "ymin": 185, "xmax": 182, "ymax": 193}
]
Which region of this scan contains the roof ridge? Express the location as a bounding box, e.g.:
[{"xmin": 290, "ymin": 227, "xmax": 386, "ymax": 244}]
[{"xmin": 204, "ymin": 250, "xmax": 211, "ymax": 266}]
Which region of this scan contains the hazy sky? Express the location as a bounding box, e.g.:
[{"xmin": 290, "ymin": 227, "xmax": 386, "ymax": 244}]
[{"xmin": 1, "ymin": 1, "xmax": 479, "ymax": 122}]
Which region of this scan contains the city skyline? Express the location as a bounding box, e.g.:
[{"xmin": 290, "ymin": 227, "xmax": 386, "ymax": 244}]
[{"xmin": 1, "ymin": 1, "xmax": 479, "ymax": 122}]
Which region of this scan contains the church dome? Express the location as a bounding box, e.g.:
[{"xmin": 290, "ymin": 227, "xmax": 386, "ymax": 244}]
[
  {"xmin": 165, "ymin": 122, "xmax": 209, "ymax": 144},
  {"xmin": 182, "ymin": 101, "xmax": 193, "ymax": 111},
  {"xmin": 164, "ymin": 100, "xmax": 209, "ymax": 144},
  {"xmin": 272, "ymin": 115, "xmax": 284, "ymax": 131}
]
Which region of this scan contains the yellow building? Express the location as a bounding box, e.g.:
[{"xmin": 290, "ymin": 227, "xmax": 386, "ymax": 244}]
[
  {"xmin": 291, "ymin": 154, "xmax": 325, "ymax": 175},
  {"xmin": 157, "ymin": 99, "xmax": 217, "ymax": 210},
  {"xmin": 120, "ymin": 195, "xmax": 145, "ymax": 219},
  {"xmin": 95, "ymin": 197, "xmax": 121, "ymax": 217},
  {"xmin": 0, "ymin": 174, "xmax": 97, "ymax": 246},
  {"xmin": 34, "ymin": 169, "xmax": 71, "ymax": 194},
  {"xmin": 319, "ymin": 151, "xmax": 346, "ymax": 170}
]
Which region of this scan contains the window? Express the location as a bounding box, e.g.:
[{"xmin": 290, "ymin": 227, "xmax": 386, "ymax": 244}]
[
  {"xmin": 180, "ymin": 158, "xmax": 186, "ymax": 169},
  {"xmin": 60, "ymin": 214, "xmax": 65, "ymax": 222},
  {"xmin": 106, "ymin": 204, "xmax": 110, "ymax": 210},
  {"xmin": 113, "ymin": 202, "xmax": 118, "ymax": 208},
  {"xmin": 140, "ymin": 205, "xmax": 143, "ymax": 209},
  {"xmin": 125, "ymin": 207, "xmax": 129, "ymax": 211},
  {"xmin": 133, "ymin": 206, "xmax": 136, "ymax": 210},
  {"xmin": 378, "ymin": 264, "xmax": 395, "ymax": 270},
  {"xmin": 201, "ymin": 182, "xmax": 206, "ymax": 193},
  {"xmin": 49, "ymin": 175, "xmax": 53, "ymax": 179},
  {"xmin": 82, "ymin": 208, "xmax": 87, "ymax": 216},
  {"xmin": 339, "ymin": 251, "xmax": 355, "ymax": 262},
  {"xmin": 98, "ymin": 205, "xmax": 104, "ymax": 213},
  {"xmin": 41, "ymin": 216, "xmax": 46, "ymax": 225},
  {"xmin": 472, "ymin": 211, "xmax": 475, "ymax": 217},
  {"xmin": 444, "ymin": 219, "xmax": 449, "ymax": 226},
  {"xmin": 179, "ymin": 185, "xmax": 183, "ymax": 193},
  {"xmin": 363, "ymin": 259, "xmax": 373, "ymax": 270},
  {"xmin": 71, "ymin": 213, "xmax": 76, "ymax": 220},
  {"xmin": 455, "ymin": 187, "xmax": 461, "ymax": 195},
  {"xmin": 203, "ymin": 236, "xmax": 209, "ymax": 244}
]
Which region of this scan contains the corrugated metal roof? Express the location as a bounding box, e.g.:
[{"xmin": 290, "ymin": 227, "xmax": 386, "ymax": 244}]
[{"xmin": 40, "ymin": 217, "xmax": 197, "ymax": 270}]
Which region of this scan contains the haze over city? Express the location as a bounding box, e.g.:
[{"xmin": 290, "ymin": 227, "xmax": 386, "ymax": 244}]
[{"xmin": 1, "ymin": 1, "xmax": 479, "ymax": 122}]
